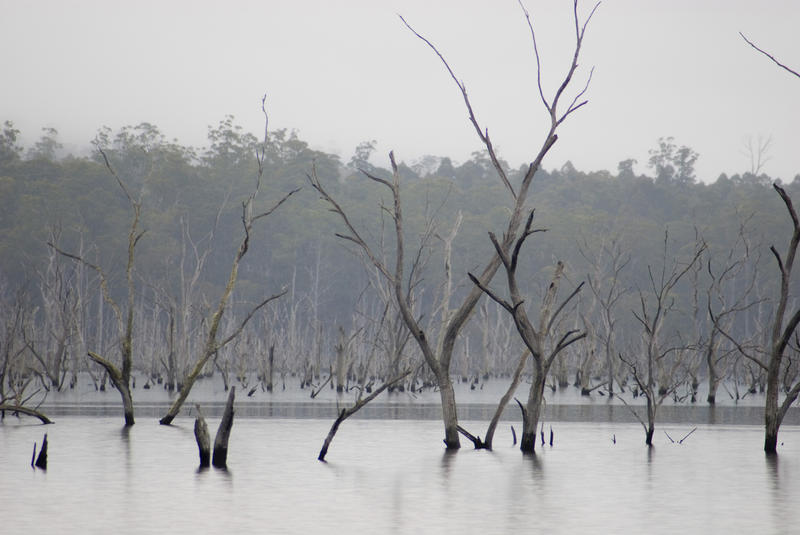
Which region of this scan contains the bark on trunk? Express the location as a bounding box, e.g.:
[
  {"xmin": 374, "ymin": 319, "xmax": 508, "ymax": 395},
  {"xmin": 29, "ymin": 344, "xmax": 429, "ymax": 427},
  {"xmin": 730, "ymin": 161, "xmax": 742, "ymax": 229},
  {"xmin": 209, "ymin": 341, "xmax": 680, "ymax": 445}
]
[
  {"xmin": 318, "ymin": 409, "xmax": 346, "ymax": 461},
  {"xmin": 439, "ymin": 376, "xmax": 460, "ymax": 449},
  {"xmin": 194, "ymin": 405, "xmax": 211, "ymax": 468},
  {"xmin": 160, "ymin": 350, "xmax": 212, "ymax": 425},
  {"xmin": 645, "ymin": 425, "xmax": 655, "ymax": 446},
  {"xmin": 483, "ymin": 350, "xmax": 530, "ymax": 449},
  {"xmin": 317, "ymin": 370, "xmax": 410, "ymax": 461},
  {"xmin": 520, "ymin": 373, "xmax": 545, "ymax": 454},
  {"xmin": 266, "ymin": 345, "xmax": 274, "ymax": 392},
  {"xmin": 645, "ymin": 396, "xmax": 656, "ymax": 446},
  {"xmin": 88, "ymin": 351, "xmax": 135, "ymax": 426},
  {"xmin": 212, "ymin": 386, "xmax": 236, "ymax": 468},
  {"xmin": 0, "ymin": 404, "xmax": 53, "ymax": 424},
  {"xmin": 764, "ymin": 363, "xmax": 781, "ymax": 453},
  {"xmin": 120, "ymin": 384, "xmax": 135, "ymax": 427}
]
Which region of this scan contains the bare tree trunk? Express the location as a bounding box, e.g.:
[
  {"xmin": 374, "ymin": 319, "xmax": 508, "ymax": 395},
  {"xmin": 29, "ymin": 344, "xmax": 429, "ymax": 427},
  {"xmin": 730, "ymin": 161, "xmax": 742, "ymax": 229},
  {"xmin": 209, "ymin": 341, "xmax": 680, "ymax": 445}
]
[
  {"xmin": 318, "ymin": 371, "xmax": 409, "ymax": 461},
  {"xmin": 212, "ymin": 387, "xmax": 235, "ymax": 468},
  {"xmin": 194, "ymin": 405, "xmax": 211, "ymax": 468},
  {"xmin": 520, "ymin": 367, "xmax": 546, "ymax": 454},
  {"xmin": 160, "ymin": 99, "xmax": 293, "ymax": 425},
  {"xmin": 439, "ymin": 376, "xmax": 460, "ymax": 448},
  {"xmin": 311, "ymin": 3, "xmax": 598, "ymax": 451},
  {"xmin": 266, "ymin": 344, "xmax": 274, "ymax": 392},
  {"xmin": 483, "ymin": 350, "xmax": 529, "ymax": 449},
  {"xmin": 738, "ymin": 34, "xmax": 800, "ymax": 455}
]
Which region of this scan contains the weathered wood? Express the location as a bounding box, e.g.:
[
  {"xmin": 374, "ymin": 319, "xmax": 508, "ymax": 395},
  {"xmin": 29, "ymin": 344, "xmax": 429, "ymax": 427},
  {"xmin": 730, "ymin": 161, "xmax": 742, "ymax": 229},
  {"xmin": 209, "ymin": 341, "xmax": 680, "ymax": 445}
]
[
  {"xmin": 0, "ymin": 404, "xmax": 53, "ymax": 425},
  {"xmin": 212, "ymin": 386, "xmax": 235, "ymax": 468},
  {"xmin": 34, "ymin": 434, "xmax": 47, "ymax": 470},
  {"xmin": 456, "ymin": 425, "xmax": 485, "ymax": 449},
  {"xmin": 194, "ymin": 404, "xmax": 211, "ymax": 468},
  {"xmin": 317, "ymin": 370, "xmax": 410, "ymax": 461},
  {"xmin": 318, "ymin": 409, "xmax": 346, "ymax": 462},
  {"xmin": 265, "ymin": 344, "xmax": 275, "ymax": 392},
  {"xmin": 482, "ymin": 349, "xmax": 530, "ymax": 449},
  {"xmin": 159, "ymin": 99, "xmax": 294, "ymax": 426},
  {"xmin": 88, "ymin": 350, "xmax": 134, "ymax": 426}
]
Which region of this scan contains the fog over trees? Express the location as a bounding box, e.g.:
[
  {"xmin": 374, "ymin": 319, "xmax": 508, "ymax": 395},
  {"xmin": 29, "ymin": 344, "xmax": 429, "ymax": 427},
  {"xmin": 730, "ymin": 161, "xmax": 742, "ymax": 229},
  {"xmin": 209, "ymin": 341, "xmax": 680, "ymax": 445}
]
[{"xmin": 1, "ymin": 4, "xmax": 799, "ymax": 456}]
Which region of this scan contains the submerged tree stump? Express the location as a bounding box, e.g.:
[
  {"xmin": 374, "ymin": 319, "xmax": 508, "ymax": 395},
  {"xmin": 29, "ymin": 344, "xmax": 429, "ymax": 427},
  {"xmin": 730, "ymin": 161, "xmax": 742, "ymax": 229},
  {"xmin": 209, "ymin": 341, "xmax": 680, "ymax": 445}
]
[
  {"xmin": 194, "ymin": 404, "xmax": 211, "ymax": 468},
  {"xmin": 31, "ymin": 433, "xmax": 47, "ymax": 470},
  {"xmin": 212, "ymin": 386, "xmax": 235, "ymax": 468}
]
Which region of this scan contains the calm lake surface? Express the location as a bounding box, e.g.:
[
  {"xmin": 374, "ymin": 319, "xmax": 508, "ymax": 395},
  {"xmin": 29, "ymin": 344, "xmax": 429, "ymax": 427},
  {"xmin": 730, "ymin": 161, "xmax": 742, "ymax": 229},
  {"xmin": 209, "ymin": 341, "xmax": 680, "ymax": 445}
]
[{"xmin": 2, "ymin": 414, "xmax": 800, "ymax": 534}]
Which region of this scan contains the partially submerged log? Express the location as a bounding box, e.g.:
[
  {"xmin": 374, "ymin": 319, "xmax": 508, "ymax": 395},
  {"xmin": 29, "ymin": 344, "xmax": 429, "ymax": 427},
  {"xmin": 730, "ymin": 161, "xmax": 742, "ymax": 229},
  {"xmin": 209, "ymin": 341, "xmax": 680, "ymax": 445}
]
[
  {"xmin": 457, "ymin": 425, "xmax": 485, "ymax": 449},
  {"xmin": 0, "ymin": 404, "xmax": 53, "ymax": 425},
  {"xmin": 194, "ymin": 404, "xmax": 211, "ymax": 468},
  {"xmin": 212, "ymin": 386, "xmax": 235, "ymax": 468},
  {"xmin": 318, "ymin": 370, "xmax": 410, "ymax": 461}
]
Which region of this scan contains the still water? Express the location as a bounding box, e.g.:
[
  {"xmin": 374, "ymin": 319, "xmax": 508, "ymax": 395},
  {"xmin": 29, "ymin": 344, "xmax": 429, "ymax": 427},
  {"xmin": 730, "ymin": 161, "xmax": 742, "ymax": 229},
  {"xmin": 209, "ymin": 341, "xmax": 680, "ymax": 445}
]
[{"xmin": 2, "ymin": 415, "xmax": 799, "ymax": 534}]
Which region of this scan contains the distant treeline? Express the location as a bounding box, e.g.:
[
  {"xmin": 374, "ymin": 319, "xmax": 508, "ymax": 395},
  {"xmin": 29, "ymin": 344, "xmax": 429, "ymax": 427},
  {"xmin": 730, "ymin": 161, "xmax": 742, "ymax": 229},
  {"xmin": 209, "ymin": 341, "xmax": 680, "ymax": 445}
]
[{"xmin": 0, "ymin": 118, "xmax": 796, "ymax": 392}]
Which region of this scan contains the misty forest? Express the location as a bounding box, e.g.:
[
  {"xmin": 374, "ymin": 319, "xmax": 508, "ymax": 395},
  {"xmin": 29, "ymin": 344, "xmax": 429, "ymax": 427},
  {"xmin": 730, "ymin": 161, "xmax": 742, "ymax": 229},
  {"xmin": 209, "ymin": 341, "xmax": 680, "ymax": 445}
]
[{"xmin": 3, "ymin": 3, "xmax": 800, "ymax": 533}]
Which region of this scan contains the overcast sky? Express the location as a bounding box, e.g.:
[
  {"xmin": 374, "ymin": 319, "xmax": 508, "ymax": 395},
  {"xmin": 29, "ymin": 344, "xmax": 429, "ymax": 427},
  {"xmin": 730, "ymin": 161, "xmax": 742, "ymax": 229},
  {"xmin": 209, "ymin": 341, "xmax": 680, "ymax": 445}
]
[{"xmin": 1, "ymin": 0, "xmax": 798, "ymax": 182}]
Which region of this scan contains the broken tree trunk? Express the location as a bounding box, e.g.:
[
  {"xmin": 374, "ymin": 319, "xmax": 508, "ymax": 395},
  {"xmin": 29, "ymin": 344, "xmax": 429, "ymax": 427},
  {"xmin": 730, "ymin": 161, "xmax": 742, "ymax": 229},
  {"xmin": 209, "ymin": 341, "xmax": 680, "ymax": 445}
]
[
  {"xmin": 32, "ymin": 433, "xmax": 47, "ymax": 470},
  {"xmin": 212, "ymin": 386, "xmax": 235, "ymax": 468},
  {"xmin": 194, "ymin": 404, "xmax": 211, "ymax": 468}
]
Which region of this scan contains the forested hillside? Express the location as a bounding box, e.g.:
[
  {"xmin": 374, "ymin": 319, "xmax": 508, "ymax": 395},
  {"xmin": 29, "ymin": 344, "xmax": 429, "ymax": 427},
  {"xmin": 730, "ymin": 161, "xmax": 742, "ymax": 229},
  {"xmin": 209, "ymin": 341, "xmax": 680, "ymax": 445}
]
[{"xmin": 0, "ymin": 117, "xmax": 797, "ymax": 407}]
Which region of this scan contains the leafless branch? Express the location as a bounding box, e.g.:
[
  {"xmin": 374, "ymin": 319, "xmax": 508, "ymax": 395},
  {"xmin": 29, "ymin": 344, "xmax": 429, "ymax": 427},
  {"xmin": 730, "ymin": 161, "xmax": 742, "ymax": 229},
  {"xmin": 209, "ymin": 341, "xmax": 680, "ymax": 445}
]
[{"xmin": 740, "ymin": 32, "xmax": 800, "ymax": 79}]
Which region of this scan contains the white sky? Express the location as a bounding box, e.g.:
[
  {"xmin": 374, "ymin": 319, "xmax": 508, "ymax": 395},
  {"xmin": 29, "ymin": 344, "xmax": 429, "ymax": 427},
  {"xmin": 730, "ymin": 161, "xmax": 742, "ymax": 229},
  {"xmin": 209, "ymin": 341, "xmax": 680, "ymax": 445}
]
[{"xmin": 1, "ymin": 0, "xmax": 798, "ymax": 182}]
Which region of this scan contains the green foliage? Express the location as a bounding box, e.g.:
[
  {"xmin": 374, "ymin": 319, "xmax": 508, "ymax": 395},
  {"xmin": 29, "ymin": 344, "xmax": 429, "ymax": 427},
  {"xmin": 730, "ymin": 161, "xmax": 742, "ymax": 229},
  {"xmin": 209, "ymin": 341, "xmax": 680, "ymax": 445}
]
[{"xmin": 0, "ymin": 119, "xmax": 795, "ymax": 353}]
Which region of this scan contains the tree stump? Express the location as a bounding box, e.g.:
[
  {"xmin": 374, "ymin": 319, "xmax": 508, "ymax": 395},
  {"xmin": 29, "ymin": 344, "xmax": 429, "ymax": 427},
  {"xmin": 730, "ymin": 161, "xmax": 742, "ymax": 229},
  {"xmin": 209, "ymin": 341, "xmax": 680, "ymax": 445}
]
[
  {"xmin": 212, "ymin": 386, "xmax": 235, "ymax": 468},
  {"xmin": 32, "ymin": 434, "xmax": 47, "ymax": 470},
  {"xmin": 194, "ymin": 405, "xmax": 211, "ymax": 468}
]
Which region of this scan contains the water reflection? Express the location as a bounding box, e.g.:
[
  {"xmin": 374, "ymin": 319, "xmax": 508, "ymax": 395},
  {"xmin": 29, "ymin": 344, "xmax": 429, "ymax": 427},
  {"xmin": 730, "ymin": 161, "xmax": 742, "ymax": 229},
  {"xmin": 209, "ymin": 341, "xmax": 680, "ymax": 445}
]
[{"xmin": 2, "ymin": 418, "xmax": 800, "ymax": 534}]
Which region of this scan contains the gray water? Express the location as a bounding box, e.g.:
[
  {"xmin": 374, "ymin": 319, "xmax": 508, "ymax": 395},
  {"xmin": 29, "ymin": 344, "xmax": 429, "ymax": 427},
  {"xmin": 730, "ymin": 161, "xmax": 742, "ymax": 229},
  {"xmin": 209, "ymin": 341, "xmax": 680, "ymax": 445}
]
[{"xmin": 2, "ymin": 416, "xmax": 799, "ymax": 534}]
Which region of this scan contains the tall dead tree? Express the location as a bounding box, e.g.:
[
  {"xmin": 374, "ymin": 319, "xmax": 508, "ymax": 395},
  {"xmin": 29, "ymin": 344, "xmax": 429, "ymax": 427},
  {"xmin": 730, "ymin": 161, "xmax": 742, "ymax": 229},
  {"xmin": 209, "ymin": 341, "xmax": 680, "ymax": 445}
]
[
  {"xmin": 620, "ymin": 232, "xmax": 705, "ymax": 445},
  {"xmin": 739, "ymin": 33, "xmax": 800, "ymax": 454},
  {"xmin": 160, "ymin": 97, "xmax": 295, "ymax": 425},
  {"xmin": 704, "ymin": 220, "xmax": 760, "ymax": 404},
  {"xmin": 470, "ymin": 212, "xmax": 585, "ymax": 452},
  {"xmin": 310, "ymin": 0, "xmax": 598, "ymax": 449},
  {"xmin": 51, "ymin": 144, "xmax": 143, "ymax": 426},
  {"xmin": 579, "ymin": 236, "xmax": 630, "ymax": 396}
]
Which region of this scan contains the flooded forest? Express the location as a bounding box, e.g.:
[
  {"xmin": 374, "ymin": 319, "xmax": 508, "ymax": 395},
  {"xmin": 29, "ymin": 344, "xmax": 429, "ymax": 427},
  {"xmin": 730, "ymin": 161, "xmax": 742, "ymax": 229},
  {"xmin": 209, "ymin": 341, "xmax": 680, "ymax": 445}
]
[{"xmin": 2, "ymin": 4, "xmax": 800, "ymax": 460}]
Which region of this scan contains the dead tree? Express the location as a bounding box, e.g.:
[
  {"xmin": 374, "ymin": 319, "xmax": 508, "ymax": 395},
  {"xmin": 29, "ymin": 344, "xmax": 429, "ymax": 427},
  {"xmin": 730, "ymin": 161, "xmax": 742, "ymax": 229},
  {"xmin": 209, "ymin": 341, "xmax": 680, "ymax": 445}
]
[
  {"xmin": 739, "ymin": 34, "xmax": 800, "ymax": 454},
  {"xmin": 212, "ymin": 386, "xmax": 236, "ymax": 468},
  {"xmin": 159, "ymin": 98, "xmax": 295, "ymax": 425},
  {"xmin": 579, "ymin": 236, "xmax": 630, "ymax": 396},
  {"xmin": 318, "ymin": 370, "xmax": 410, "ymax": 461},
  {"xmin": 716, "ymin": 186, "xmax": 800, "ymax": 452},
  {"xmin": 620, "ymin": 231, "xmax": 705, "ymax": 446},
  {"xmin": 0, "ymin": 282, "xmax": 52, "ymax": 422},
  {"xmin": 51, "ymin": 143, "xmax": 143, "ymax": 426},
  {"xmin": 194, "ymin": 404, "xmax": 211, "ymax": 468},
  {"xmin": 705, "ymin": 220, "xmax": 761, "ymax": 404},
  {"xmin": 761, "ymin": 185, "xmax": 800, "ymax": 453},
  {"xmin": 31, "ymin": 433, "xmax": 47, "ymax": 470},
  {"xmin": 27, "ymin": 227, "xmax": 79, "ymax": 392},
  {"xmin": 152, "ymin": 207, "xmax": 228, "ymax": 393},
  {"xmin": 192, "ymin": 386, "xmax": 236, "ymax": 469},
  {"xmin": 310, "ymin": 0, "xmax": 598, "ymax": 449},
  {"xmin": 470, "ymin": 211, "xmax": 585, "ymax": 452}
]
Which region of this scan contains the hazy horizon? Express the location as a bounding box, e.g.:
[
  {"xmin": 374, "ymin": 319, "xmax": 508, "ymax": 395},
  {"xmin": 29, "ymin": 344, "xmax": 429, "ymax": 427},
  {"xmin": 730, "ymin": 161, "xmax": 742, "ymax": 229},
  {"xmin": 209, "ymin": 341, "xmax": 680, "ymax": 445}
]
[{"xmin": 2, "ymin": 0, "xmax": 798, "ymax": 182}]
